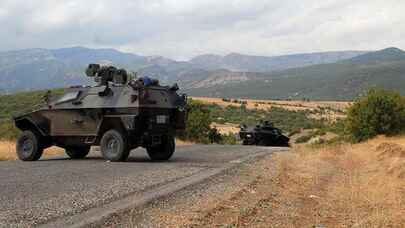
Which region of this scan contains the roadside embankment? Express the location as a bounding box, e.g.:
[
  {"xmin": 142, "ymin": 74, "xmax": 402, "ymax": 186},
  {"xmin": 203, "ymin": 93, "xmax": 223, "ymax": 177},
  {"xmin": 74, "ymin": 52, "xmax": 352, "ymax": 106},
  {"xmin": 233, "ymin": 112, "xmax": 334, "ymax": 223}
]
[{"xmin": 120, "ymin": 136, "xmax": 405, "ymax": 227}]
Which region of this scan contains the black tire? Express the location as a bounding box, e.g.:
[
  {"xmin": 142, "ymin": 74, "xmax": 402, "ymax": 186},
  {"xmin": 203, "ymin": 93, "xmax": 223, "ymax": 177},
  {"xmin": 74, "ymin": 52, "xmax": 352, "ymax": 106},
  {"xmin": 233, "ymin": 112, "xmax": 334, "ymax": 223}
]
[
  {"xmin": 65, "ymin": 146, "xmax": 91, "ymax": 159},
  {"xmin": 100, "ymin": 129, "xmax": 130, "ymax": 162},
  {"xmin": 147, "ymin": 136, "xmax": 175, "ymax": 161},
  {"xmin": 16, "ymin": 130, "xmax": 43, "ymax": 161}
]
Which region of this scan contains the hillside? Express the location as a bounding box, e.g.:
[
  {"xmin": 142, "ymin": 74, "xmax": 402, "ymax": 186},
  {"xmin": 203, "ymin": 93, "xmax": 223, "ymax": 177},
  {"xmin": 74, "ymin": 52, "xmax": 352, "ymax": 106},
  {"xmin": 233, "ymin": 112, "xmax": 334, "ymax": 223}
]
[
  {"xmin": 190, "ymin": 51, "xmax": 368, "ymax": 72},
  {"xmin": 2, "ymin": 46, "xmax": 403, "ymax": 100},
  {"xmin": 0, "ymin": 47, "xmax": 366, "ymax": 94},
  {"xmin": 187, "ymin": 48, "xmax": 405, "ymax": 100}
]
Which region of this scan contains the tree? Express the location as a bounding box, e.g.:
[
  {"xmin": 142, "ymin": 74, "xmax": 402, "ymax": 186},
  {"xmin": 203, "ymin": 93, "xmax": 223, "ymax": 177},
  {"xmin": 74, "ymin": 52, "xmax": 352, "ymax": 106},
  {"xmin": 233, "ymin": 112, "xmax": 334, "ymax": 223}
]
[
  {"xmin": 177, "ymin": 100, "xmax": 212, "ymax": 143},
  {"xmin": 208, "ymin": 127, "xmax": 222, "ymax": 143},
  {"xmin": 346, "ymin": 88, "xmax": 405, "ymax": 142}
]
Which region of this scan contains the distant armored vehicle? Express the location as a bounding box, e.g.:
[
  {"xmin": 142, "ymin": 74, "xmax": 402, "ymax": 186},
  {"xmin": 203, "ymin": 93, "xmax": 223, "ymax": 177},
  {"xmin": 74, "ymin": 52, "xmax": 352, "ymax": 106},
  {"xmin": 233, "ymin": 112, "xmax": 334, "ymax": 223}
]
[
  {"xmin": 239, "ymin": 121, "xmax": 289, "ymax": 147},
  {"xmin": 14, "ymin": 64, "xmax": 187, "ymax": 162}
]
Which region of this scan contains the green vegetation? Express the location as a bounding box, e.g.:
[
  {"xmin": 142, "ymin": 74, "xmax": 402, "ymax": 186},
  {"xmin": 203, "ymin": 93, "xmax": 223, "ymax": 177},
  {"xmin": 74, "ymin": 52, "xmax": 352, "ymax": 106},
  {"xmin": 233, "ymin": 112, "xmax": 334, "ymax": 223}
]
[
  {"xmin": 295, "ymin": 135, "xmax": 313, "ymax": 144},
  {"xmin": 189, "ymin": 48, "xmax": 405, "ymax": 100},
  {"xmin": 177, "ymin": 101, "xmax": 212, "ymax": 143},
  {"xmin": 0, "ymin": 89, "xmax": 64, "ymax": 140},
  {"xmin": 178, "ymin": 100, "xmax": 240, "ymax": 144},
  {"xmin": 207, "ymin": 128, "xmax": 237, "ymax": 145},
  {"xmin": 345, "ymin": 88, "xmax": 405, "ymax": 142},
  {"xmin": 206, "ymin": 103, "xmax": 325, "ymax": 133},
  {"xmin": 294, "ymin": 129, "xmax": 327, "ymax": 144},
  {"xmin": 0, "ymin": 120, "xmax": 19, "ymax": 140},
  {"xmin": 0, "ymin": 90, "xmax": 53, "ymax": 120},
  {"xmin": 0, "ymin": 89, "xmax": 349, "ymax": 146}
]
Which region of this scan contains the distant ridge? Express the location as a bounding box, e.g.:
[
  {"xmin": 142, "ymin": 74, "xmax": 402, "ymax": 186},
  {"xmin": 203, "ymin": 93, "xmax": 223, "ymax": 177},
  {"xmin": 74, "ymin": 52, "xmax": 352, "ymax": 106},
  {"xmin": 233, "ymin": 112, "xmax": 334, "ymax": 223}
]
[
  {"xmin": 0, "ymin": 46, "xmax": 367, "ymax": 94},
  {"xmin": 187, "ymin": 47, "xmax": 405, "ymax": 100},
  {"xmin": 349, "ymin": 47, "xmax": 405, "ymax": 64},
  {"xmin": 190, "ymin": 50, "xmax": 369, "ymax": 72}
]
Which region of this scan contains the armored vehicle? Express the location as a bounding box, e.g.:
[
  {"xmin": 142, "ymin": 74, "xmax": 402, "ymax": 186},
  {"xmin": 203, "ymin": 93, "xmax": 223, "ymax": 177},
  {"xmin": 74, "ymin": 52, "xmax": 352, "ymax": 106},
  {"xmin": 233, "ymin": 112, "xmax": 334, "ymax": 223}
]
[
  {"xmin": 239, "ymin": 121, "xmax": 289, "ymax": 147},
  {"xmin": 14, "ymin": 64, "xmax": 187, "ymax": 162}
]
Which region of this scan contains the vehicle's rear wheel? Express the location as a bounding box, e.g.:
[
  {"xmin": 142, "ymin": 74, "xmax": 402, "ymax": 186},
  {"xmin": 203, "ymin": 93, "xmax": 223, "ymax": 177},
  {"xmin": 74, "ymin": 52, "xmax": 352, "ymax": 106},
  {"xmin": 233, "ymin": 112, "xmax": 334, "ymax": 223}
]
[
  {"xmin": 100, "ymin": 129, "xmax": 130, "ymax": 162},
  {"xmin": 65, "ymin": 146, "xmax": 91, "ymax": 159},
  {"xmin": 16, "ymin": 130, "xmax": 43, "ymax": 161},
  {"xmin": 146, "ymin": 136, "xmax": 175, "ymax": 161}
]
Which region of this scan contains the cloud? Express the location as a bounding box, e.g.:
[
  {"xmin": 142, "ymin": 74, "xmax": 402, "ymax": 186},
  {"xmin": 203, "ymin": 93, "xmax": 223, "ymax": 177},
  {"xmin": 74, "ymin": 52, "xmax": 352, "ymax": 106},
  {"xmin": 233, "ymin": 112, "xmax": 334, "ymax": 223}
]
[{"xmin": 0, "ymin": 0, "xmax": 404, "ymax": 59}]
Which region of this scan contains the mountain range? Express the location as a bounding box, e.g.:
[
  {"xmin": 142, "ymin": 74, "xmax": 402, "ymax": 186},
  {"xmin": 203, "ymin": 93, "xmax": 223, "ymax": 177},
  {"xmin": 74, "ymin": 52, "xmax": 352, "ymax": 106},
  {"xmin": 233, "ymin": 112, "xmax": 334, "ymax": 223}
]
[
  {"xmin": 187, "ymin": 47, "xmax": 405, "ymax": 100},
  {"xmin": 1, "ymin": 46, "xmax": 404, "ymax": 100}
]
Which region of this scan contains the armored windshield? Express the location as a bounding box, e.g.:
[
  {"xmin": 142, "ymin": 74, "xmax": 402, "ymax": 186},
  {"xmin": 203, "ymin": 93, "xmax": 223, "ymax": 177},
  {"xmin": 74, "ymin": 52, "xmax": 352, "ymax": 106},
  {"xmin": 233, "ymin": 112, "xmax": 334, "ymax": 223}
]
[{"xmin": 55, "ymin": 91, "xmax": 81, "ymax": 104}]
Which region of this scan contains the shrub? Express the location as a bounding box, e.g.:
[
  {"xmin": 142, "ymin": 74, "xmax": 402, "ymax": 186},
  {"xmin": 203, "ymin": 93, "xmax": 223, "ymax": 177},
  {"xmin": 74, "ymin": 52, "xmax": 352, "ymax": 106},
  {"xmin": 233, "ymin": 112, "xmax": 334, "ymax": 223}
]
[
  {"xmin": 208, "ymin": 127, "xmax": 222, "ymax": 143},
  {"xmin": 345, "ymin": 89, "xmax": 405, "ymax": 142},
  {"xmin": 0, "ymin": 120, "xmax": 19, "ymax": 140},
  {"xmin": 177, "ymin": 100, "xmax": 212, "ymax": 143},
  {"xmin": 220, "ymin": 133, "xmax": 238, "ymax": 145},
  {"xmin": 219, "ymin": 133, "xmax": 238, "ymax": 145},
  {"xmin": 295, "ymin": 135, "xmax": 313, "ymax": 144}
]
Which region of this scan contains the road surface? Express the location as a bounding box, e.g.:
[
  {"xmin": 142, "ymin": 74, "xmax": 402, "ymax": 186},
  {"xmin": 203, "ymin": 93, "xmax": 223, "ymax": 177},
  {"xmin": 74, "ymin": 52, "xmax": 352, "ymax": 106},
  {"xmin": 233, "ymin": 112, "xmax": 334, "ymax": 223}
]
[{"xmin": 0, "ymin": 145, "xmax": 283, "ymax": 227}]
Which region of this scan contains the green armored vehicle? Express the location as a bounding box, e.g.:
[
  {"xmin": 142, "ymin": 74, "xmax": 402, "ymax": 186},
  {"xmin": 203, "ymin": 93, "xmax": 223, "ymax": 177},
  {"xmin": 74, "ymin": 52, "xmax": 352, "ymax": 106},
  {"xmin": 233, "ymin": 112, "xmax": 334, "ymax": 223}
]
[{"xmin": 14, "ymin": 64, "xmax": 187, "ymax": 162}]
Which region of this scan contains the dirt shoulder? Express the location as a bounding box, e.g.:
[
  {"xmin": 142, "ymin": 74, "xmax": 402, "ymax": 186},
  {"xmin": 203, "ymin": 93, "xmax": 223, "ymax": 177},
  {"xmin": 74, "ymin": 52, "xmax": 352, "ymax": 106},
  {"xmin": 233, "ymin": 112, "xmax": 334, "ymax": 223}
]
[
  {"xmin": 0, "ymin": 141, "xmax": 63, "ymax": 161},
  {"xmin": 103, "ymin": 136, "xmax": 405, "ymax": 227}
]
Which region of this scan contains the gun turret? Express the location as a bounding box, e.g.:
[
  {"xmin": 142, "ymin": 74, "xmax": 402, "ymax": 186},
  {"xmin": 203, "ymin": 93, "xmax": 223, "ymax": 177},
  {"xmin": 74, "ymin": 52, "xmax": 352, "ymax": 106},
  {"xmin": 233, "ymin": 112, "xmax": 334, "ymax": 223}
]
[{"xmin": 85, "ymin": 64, "xmax": 128, "ymax": 86}]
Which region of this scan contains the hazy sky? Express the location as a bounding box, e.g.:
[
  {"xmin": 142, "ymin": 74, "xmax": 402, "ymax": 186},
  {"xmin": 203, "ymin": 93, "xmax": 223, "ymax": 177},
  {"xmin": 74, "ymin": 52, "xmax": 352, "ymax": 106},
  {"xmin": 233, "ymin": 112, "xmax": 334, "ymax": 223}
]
[{"xmin": 0, "ymin": 0, "xmax": 404, "ymax": 59}]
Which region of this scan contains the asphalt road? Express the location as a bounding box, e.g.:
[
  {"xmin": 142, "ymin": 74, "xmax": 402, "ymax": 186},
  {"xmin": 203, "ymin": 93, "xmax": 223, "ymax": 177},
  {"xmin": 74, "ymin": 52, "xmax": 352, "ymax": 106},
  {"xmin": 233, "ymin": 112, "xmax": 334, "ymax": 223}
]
[{"xmin": 0, "ymin": 145, "xmax": 281, "ymax": 227}]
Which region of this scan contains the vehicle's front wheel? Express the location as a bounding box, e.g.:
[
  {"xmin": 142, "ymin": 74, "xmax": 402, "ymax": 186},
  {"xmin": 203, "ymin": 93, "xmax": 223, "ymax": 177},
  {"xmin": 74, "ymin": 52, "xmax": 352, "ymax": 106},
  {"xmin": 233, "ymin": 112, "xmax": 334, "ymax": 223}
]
[
  {"xmin": 147, "ymin": 136, "xmax": 175, "ymax": 161},
  {"xmin": 65, "ymin": 146, "xmax": 91, "ymax": 159},
  {"xmin": 16, "ymin": 130, "xmax": 43, "ymax": 161},
  {"xmin": 100, "ymin": 129, "xmax": 130, "ymax": 162}
]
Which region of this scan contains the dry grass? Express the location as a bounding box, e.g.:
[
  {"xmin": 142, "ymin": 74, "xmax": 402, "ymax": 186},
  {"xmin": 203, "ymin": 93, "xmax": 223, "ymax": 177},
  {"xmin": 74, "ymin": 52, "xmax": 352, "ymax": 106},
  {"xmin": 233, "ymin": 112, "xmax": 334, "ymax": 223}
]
[
  {"xmin": 211, "ymin": 122, "xmax": 240, "ymax": 135},
  {"xmin": 269, "ymin": 136, "xmax": 405, "ymax": 227},
  {"xmin": 0, "ymin": 141, "xmax": 64, "ymax": 161},
  {"xmin": 175, "ymin": 139, "xmax": 194, "ymax": 146},
  {"xmin": 192, "ymin": 96, "xmax": 351, "ymax": 111},
  {"xmin": 134, "ymin": 136, "xmax": 405, "ymax": 227}
]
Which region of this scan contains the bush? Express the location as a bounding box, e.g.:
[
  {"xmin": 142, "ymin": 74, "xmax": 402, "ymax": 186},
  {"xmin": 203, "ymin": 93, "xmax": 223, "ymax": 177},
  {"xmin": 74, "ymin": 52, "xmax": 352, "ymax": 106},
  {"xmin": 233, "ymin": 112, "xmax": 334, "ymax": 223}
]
[
  {"xmin": 177, "ymin": 100, "xmax": 212, "ymax": 143},
  {"xmin": 220, "ymin": 133, "xmax": 238, "ymax": 145},
  {"xmin": 295, "ymin": 135, "xmax": 313, "ymax": 144},
  {"xmin": 208, "ymin": 127, "xmax": 222, "ymax": 143},
  {"xmin": 0, "ymin": 120, "xmax": 19, "ymax": 140},
  {"xmin": 346, "ymin": 89, "xmax": 405, "ymax": 142}
]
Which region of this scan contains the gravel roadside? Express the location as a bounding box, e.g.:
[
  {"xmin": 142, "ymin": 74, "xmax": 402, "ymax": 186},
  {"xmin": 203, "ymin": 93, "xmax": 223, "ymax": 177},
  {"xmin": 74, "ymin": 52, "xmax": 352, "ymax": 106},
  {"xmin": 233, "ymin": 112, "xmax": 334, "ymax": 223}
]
[{"xmin": 98, "ymin": 150, "xmax": 284, "ymax": 227}]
